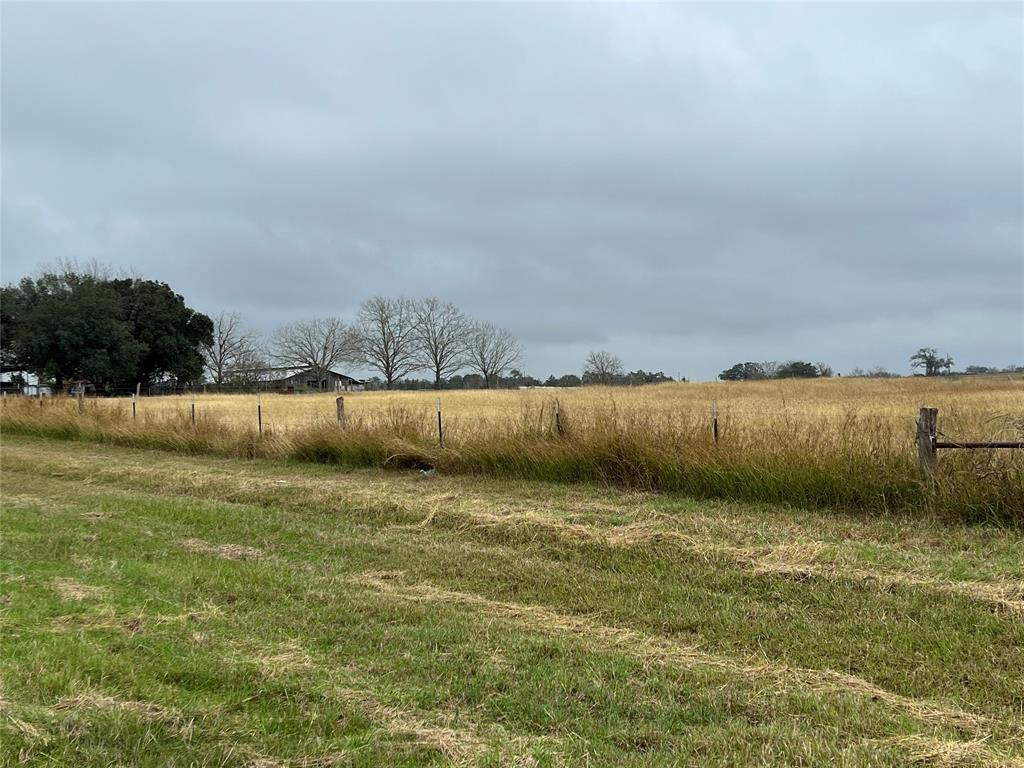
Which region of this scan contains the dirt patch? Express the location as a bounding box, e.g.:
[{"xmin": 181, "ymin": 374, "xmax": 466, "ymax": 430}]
[
  {"xmin": 182, "ymin": 538, "xmax": 262, "ymax": 561},
  {"xmin": 52, "ymin": 577, "xmax": 106, "ymax": 601}
]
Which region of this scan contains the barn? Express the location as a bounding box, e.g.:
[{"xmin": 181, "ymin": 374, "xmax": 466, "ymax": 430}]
[{"xmin": 266, "ymin": 368, "xmax": 365, "ymax": 393}]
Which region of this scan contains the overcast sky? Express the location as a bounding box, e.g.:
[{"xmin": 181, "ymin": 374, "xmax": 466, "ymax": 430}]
[{"xmin": 2, "ymin": 2, "xmax": 1021, "ymax": 380}]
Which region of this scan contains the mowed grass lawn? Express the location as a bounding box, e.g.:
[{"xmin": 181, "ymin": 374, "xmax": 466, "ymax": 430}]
[{"xmin": 1, "ymin": 435, "xmax": 1022, "ymax": 767}]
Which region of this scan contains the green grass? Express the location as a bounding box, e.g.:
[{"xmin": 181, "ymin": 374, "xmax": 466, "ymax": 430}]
[{"xmin": 2, "ymin": 434, "xmax": 1023, "ymax": 766}]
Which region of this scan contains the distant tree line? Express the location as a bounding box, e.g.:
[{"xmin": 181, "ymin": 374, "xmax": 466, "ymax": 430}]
[
  {"xmin": 719, "ymin": 349, "xmax": 1021, "ymax": 381},
  {"xmin": 1, "ymin": 268, "xmax": 525, "ymax": 392},
  {"xmin": 215, "ymin": 296, "xmax": 524, "ymax": 390},
  {"xmin": 3, "ymin": 267, "xmax": 1017, "ymax": 393},
  {"xmin": 718, "ymin": 360, "xmax": 834, "ymax": 381},
  {"xmin": 578, "ymin": 350, "xmax": 676, "ymax": 386}
]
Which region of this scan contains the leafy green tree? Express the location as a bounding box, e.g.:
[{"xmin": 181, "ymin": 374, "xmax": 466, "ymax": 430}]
[
  {"xmin": 718, "ymin": 362, "xmax": 767, "ymax": 381},
  {"xmin": 2, "ymin": 271, "xmax": 212, "ymax": 390},
  {"xmin": 110, "ymin": 279, "xmax": 213, "ymax": 387},
  {"xmin": 2, "ymin": 273, "xmax": 143, "ymax": 389},
  {"xmin": 776, "ymin": 361, "xmax": 820, "ymax": 379}
]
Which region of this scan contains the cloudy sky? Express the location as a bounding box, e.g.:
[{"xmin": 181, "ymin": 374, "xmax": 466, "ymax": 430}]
[{"xmin": 2, "ymin": 2, "xmax": 1021, "ymax": 380}]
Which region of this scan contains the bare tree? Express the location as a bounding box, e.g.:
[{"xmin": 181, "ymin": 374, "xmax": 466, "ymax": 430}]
[
  {"xmin": 910, "ymin": 347, "xmax": 954, "ymax": 377},
  {"xmin": 202, "ymin": 313, "xmax": 263, "ymax": 385},
  {"xmin": 583, "ymin": 350, "xmax": 624, "ymax": 385},
  {"xmin": 413, "ymin": 298, "xmax": 470, "ymax": 389},
  {"xmin": 271, "ymin": 317, "xmax": 356, "ymax": 390},
  {"xmin": 355, "ymin": 297, "xmax": 422, "ymax": 388},
  {"xmin": 227, "ymin": 340, "xmax": 271, "ymax": 388},
  {"xmin": 464, "ymin": 322, "xmax": 522, "ymax": 388}
]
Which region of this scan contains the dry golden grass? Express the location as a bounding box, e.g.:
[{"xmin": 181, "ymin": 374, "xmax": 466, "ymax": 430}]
[
  {"xmin": 3, "ymin": 375, "xmax": 1021, "ymax": 520},
  {"xmin": 61, "ymin": 374, "xmax": 1024, "ymax": 446}
]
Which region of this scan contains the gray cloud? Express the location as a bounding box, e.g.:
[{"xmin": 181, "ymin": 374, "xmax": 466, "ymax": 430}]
[{"xmin": 2, "ymin": 2, "xmax": 1021, "ymax": 379}]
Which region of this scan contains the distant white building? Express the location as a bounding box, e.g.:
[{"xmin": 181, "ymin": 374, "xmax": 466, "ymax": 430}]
[{"xmin": 0, "ymin": 370, "xmax": 52, "ymax": 396}]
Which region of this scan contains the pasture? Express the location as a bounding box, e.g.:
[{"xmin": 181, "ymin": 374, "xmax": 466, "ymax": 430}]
[
  {"xmin": 2, "ymin": 434, "xmax": 1023, "ymax": 766},
  {"xmin": 2, "ymin": 376, "xmax": 1021, "ymax": 520}
]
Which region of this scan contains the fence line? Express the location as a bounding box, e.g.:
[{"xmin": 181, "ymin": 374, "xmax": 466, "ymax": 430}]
[
  {"xmin": 7, "ymin": 396, "xmax": 1023, "ymax": 470},
  {"xmin": 917, "ymin": 406, "xmax": 1023, "ymax": 482}
]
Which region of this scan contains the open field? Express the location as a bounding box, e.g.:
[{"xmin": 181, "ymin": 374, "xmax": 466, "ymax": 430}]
[
  {"xmin": 3, "ymin": 376, "xmax": 1022, "ymax": 521},
  {"xmin": 42, "ymin": 375, "xmax": 1024, "ymax": 438},
  {"xmin": 1, "ymin": 434, "xmax": 1023, "ymax": 766}
]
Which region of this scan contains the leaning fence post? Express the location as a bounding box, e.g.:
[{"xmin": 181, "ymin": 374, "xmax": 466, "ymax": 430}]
[
  {"xmin": 917, "ymin": 407, "xmax": 938, "ymax": 484},
  {"xmin": 437, "ymin": 397, "xmax": 444, "ymax": 447},
  {"xmin": 711, "ymin": 400, "xmax": 719, "ymax": 444},
  {"xmin": 336, "ymin": 396, "xmax": 345, "ymax": 427}
]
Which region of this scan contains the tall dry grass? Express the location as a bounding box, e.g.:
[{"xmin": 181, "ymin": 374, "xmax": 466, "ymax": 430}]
[{"xmin": 2, "ymin": 376, "xmax": 1021, "ymax": 522}]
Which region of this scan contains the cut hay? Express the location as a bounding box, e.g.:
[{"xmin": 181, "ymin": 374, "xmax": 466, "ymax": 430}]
[
  {"xmin": 875, "ymin": 734, "xmax": 1024, "ymax": 767},
  {"xmin": 52, "ymin": 577, "xmax": 106, "ymax": 601},
  {"xmin": 182, "ymin": 538, "xmax": 262, "ymax": 561},
  {"xmin": 52, "ymin": 690, "xmax": 187, "ymax": 733},
  {"xmin": 352, "ymin": 572, "xmax": 1003, "ymax": 738},
  {"xmin": 332, "ymin": 686, "xmax": 487, "ymax": 763},
  {"xmin": 415, "ymin": 506, "xmax": 1024, "ymax": 615}
]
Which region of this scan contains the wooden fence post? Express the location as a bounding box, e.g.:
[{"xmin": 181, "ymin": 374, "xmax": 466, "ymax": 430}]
[
  {"xmin": 554, "ymin": 399, "xmax": 562, "ymax": 436},
  {"xmin": 257, "ymin": 393, "xmax": 263, "ymax": 437},
  {"xmin": 711, "ymin": 400, "xmax": 719, "ymax": 444},
  {"xmin": 191, "ymin": 392, "xmax": 196, "ymax": 426},
  {"xmin": 132, "ymin": 393, "xmax": 137, "ymax": 421},
  {"xmin": 437, "ymin": 397, "xmax": 443, "ymax": 447},
  {"xmin": 336, "ymin": 396, "xmax": 345, "ymax": 427},
  {"xmin": 77, "ymin": 386, "xmax": 84, "ymax": 413},
  {"xmin": 136, "ymin": 382, "xmax": 141, "ymax": 399},
  {"xmin": 917, "ymin": 407, "xmax": 938, "ymax": 483}
]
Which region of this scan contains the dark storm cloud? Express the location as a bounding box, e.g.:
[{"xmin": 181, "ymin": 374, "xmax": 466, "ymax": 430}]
[{"xmin": 2, "ymin": 2, "xmax": 1021, "ymax": 379}]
